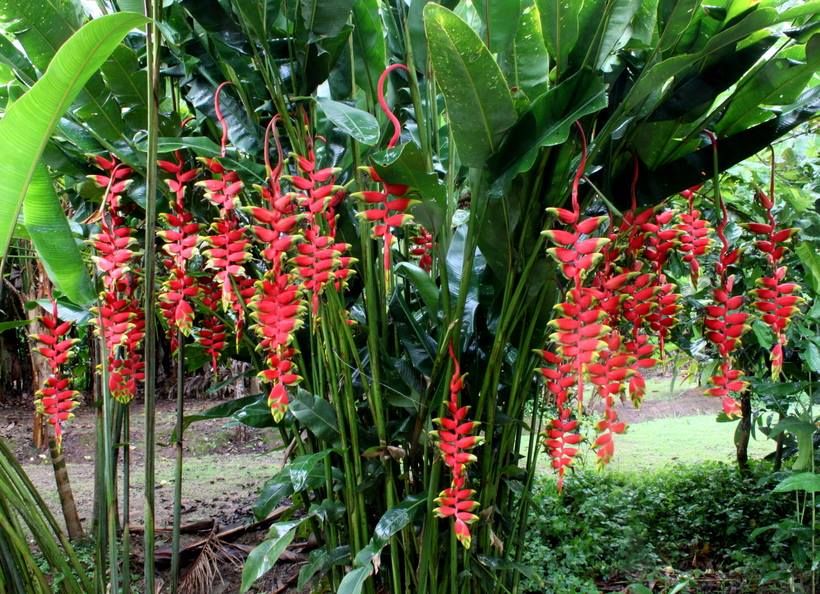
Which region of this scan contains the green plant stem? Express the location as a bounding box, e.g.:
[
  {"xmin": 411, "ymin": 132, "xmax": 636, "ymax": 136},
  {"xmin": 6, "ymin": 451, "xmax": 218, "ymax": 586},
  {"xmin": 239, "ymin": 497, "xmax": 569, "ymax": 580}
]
[
  {"xmin": 98, "ymin": 330, "xmax": 119, "ymax": 592},
  {"xmin": 121, "ymin": 405, "xmax": 131, "ymax": 594},
  {"xmin": 170, "ymin": 331, "xmax": 185, "ymax": 594},
  {"xmin": 142, "ymin": 2, "xmax": 160, "ymax": 591}
]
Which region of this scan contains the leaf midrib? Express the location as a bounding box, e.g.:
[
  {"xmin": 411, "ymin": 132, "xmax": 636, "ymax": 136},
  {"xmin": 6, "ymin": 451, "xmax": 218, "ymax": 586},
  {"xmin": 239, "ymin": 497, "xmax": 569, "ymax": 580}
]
[{"xmin": 434, "ymin": 15, "xmax": 496, "ymax": 153}]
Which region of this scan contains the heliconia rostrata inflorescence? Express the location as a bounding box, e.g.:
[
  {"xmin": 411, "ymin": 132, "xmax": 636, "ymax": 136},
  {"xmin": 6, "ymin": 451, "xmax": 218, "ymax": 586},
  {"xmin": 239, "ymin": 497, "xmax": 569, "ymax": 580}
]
[{"xmin": 69, "ymin": 74, "xmax": 802, "ymax": 506}]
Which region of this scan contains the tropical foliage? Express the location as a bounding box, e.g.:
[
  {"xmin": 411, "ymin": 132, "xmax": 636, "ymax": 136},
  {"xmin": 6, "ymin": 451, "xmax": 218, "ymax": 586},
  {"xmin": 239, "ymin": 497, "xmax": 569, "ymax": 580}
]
[{"xmin": 0, "ymin": 0, "xmax": 817, "ymax": 592}]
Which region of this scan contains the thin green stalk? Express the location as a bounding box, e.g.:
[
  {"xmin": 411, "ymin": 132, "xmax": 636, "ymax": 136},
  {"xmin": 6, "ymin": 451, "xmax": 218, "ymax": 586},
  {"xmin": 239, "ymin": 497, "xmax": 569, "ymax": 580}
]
[
  {"xmin": 96, "ymin": 318, "xmax": 119, "ymax": 592},
  {"xmin": 142, "ymin": 2, "xmax": 161, "ymax": 590},
  {"xmin": 121, "ymin": 405, "xmax": 131, "ymax": 594},
  {"xmin": 170, "ymin": 331, "xmax": 185, "ymax": 594}
]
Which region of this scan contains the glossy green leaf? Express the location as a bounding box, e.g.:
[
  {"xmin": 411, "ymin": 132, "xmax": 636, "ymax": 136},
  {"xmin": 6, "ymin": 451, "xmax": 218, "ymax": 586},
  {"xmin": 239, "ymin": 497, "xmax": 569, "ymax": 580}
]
[
  {"xmin": 595, "ymin": 0, "xmax": 642, "ymax": 69},
  {"xmin": 340, "ymin": 495, "xmax": 427, "ymax": 594},
  {"xmin": 395, "ymin": 262, "xmax": 439, "ymax": 320},
  {"xmin": 770, "ymin": 416, "xmax": 816, "ymax": 471},
  {"xmin": 297, "ymin": 545, "xmax": 350, "ymax": 590},
  {"xmin": 0, "ymin": 12, "xmax": 147, "ymax": 265},
  {"xmin": 658, "ymin": 0, "xmax": 701, "ymax": 52},
  {"xmin": 773, "ymin": 472, "xmax": 820, "ymax": 494},
  {"xmin": 316, "ymin": 97, "xmax": 380, "ymax": 146},
  {"xmin": 337, "ymin": 567, "xmax": 370, "ymax": 594},
  {"xmin": 300, "ymin": 0, "xmax": 355, "ymax": 38},
  {"xmin": 476, "ymin": 0, "xmax": 521, "ymax": 51},
  {"xmin": 499, "ymin": 2, "xmax": 549, "ymax": 103},
  {"xmin": 535, "ymin": 0, "xmax": 581, "ymax": 75},
  {"xmin": 424, "ymin": 3, "xmax": 517, "ymax": 167},
  {"xmin": 351, "ymin": 0, "xmax": 387, "ymax": 101},
  {"xmin": 801, "ymin": 341, "xmax": 820, "ymax": 374},
  {"xmin": 253, "ymin": 471, "xmax": 294, "ymax": 520},
  {"xmin": 288, "ymin": 450, "xmax": 332, "ymax": 493},
  {"xmin": 23, "ymin": 164, "xmax": 95, "ymax": 305},
  {"xmin": 796, "ymin": 240, "xmax": 820, "ymax": 294},
  {"xmin": 240, "ymin": 519, "xmax": 304, "ymax": 592},
  {"xmin": 175, "ymin": 394, "xmax": 261, "ymax": 441},
  {"xmin": 232, "ymin": 393, "xmax": 277, "ymax": 428},
  {"xmin": 289, "ymin": 389, "xmax": 341, "ymax": 445},
  {"xmin": 0, "ymin": 319, "xmax": 30, "ymax": 332},
  {"xmin": 490, "ymin": 69, "xmax": 607, "ymax": 175}
]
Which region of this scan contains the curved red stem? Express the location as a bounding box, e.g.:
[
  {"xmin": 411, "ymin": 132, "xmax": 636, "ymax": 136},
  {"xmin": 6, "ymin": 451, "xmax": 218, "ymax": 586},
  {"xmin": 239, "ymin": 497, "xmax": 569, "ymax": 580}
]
[
  {"xmin": 377, "ymin": 64, "xmax": 409, "ymax": 149},
  {"xmin": 264, "ymin": 115, "xmax": 284, "ymax": 191},
  {"xmin": 570, "ymin": 122, "xmax": 588, "ymax": 215},
  {"xmin": 214, "ymin": 82, "xmax": 233, "ymax": 158}
]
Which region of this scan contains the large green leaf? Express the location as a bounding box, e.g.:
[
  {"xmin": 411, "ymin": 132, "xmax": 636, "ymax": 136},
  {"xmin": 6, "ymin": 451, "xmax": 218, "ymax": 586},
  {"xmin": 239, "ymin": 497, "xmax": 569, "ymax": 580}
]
[
  {"xmin": 475, "ymin": 0, "xmax": 521, "ymax": 52},
  {"xmin": 289, "ymin": 389, "xmax": 341, "ymax": 445},
  {"xmin": 23, "ymin": 164, "xmax": 95, "ymax": 305},
  {"xmin": 240, "ymin": 518, "xmax": 305, "ymax": 593},
  {"xmin": 0, "ymin": 0, "xmax": 129, "ymax": 140},
  {"xmin": 535, "ymin": 0, "xmax": 581, "ymax": 75},
  {"xmin": 796, "ymin": 240, "xmax": 820, "ymax": 294},
  {"xmin": 774, "ymin": 472, "xmax": 820, "ymax": 494},
  {"xmin": 351, "ymin": 0, "xmax": 387, "ymax": 101},
  {"xmin": 424, "ymin": 4, "xmax": 517, "ymax": 167},
  {"xmin": 316, "ymin": 97, "xmax": 380, "ymax": 146},
  {"xmin": 499, "ymin": 2, "xmax": 550, "ymax": 103},
  {"xmin": 594, "ymin": 0, "xmax": 642, "ymax": 69},
  {"xmin": 0, "ymin": 12, "xmax": 147, "ymax": 269},
  {"xmin": 339, "ymin": 495, "xmax": 427, "ymax": 594},
  {"xmin": 299, "ymin": 0, "xmax": 355, "ymax": 38},
  {"xmin": 490, "ymin": 69, "xmax": 607, "ymax": 175}
]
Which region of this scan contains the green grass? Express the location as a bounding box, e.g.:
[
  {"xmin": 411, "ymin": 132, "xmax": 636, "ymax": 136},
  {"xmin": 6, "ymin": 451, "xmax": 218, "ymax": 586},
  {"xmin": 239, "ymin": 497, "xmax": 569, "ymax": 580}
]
[{"xmin": 524, "ymin": 414, "xmax": 775, "ymax": 475}]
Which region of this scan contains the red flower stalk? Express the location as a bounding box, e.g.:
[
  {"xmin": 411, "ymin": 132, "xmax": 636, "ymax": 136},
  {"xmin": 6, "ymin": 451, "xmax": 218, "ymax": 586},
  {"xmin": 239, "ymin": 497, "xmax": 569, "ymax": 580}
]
[
  {"xmin": 250, "ymin": 269, "xmax": 305, "ymax": 422},
  {"xmin": 285, "ymin": 142, "xmax": 343, "ymax": 226},
  {"xmin": 432, "ymin": 344, "xmax": 481, "ymax": 548},
  {"xmin": 354, "ymin": 63, "xmax": 414, "ymax": 271},
  {"xmin": 587, "ymin": 333, "xmax": 631, "ymax": 466},
  {"xmin": 744, "ymin": 178, "xmax": 802, "ymax": 378},
  {"xmin": 410, "ymin": 227, "xmax": 434, "ymax": 272},
  {"xmin": 674, "ymin": 187, "xmax": 710, "ymax": 285},
  {"xmin": 31, "ymin": 301, "xmax": 79, "ymax": 450},
  {"xmin": 159, "ymin": 150, "xmax": 199, "ymax": 207},
  {"xmin": 540, "ymin": 350, "xmax": 581, "ymax": 489},
  {"xmin": 203, "ymin": 215, "xmax": 251, "ymax": 314},
  {"xmin": 292, "ymin": 226, "xmax": 355, "ymax": 313},
  {"xmin": 158, "ymin": 264, "xmax": 200, "ymax": 341},
  {"xmin": 197, "ymin": 280, "xmax": 227, "ymax": 371},
  {"xmin": 703, "ymin": 132, "xmax": 748, "ymax": 416}
]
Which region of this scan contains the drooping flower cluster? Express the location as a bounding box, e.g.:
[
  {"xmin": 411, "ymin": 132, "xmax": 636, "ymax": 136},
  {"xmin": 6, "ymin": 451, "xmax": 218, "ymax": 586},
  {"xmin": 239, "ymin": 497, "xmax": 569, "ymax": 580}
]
[
  {"xmin": 674, "ymin": 185, "xmax": 710, "ymax": 285},
  {"xmin": 432, "ymin": 345, "xmax": 481, "ymax": 549},
  {"xmin": 31, "ymin": 301, "xmax": 79, "ymax": 451},
  {"xmin": 702, "ymin": 141, "xmax": 748, "ymax": 417},
  {"xmin": 745, "ymin": 186, "xmax": 802, "ymax": 378},
  {"xmin": 89, "ymin": 155, "xmax": 145, "ymax": 404},
  {"xmin": 355, "ymin": 64, "xmax": 416, "ymax": 272},
  {"xmin": 157, "ymin": 150, "xmax": 201, "ymax": 349}
]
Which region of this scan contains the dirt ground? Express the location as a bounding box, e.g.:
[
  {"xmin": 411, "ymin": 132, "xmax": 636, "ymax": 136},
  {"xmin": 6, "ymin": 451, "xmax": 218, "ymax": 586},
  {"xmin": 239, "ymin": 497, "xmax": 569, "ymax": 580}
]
[
  {"xmin": 1, "ymin": 381, "xmax": 724, "ymax": 593},
  {"xmin": 1, "ymin": 397, "xmax": 295, "ymax": 592}
]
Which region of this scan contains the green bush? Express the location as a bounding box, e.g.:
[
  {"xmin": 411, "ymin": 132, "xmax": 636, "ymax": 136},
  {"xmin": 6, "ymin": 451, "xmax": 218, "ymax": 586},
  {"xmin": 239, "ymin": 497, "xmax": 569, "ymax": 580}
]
[{"xmin": 520, "ymin": 462, "xmax": 801, "ymax": 593}]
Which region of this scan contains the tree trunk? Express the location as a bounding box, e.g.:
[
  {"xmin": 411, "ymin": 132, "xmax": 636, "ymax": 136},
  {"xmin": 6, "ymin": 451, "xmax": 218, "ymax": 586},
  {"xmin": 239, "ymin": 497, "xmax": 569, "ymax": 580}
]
[
  {"xmin": 736, "ymin": 393, "xmax": 752, "ymax": 472},
  {"xmin": 48, "ymin": 438, "xmax": 84, "ymax": 539}
]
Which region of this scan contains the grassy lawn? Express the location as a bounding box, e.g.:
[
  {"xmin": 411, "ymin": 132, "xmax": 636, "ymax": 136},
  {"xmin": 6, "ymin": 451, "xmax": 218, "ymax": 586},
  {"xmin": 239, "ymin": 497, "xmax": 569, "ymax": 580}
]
[{"xmin": 524, "ymin": 413, "xmax": 775, "ymax": 475}]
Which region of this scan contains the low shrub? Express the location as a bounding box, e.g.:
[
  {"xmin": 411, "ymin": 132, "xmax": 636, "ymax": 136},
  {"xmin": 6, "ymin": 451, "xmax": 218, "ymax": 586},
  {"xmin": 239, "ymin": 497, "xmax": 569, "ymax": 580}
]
[{"xmin": 520, "ymin": 462, "xmax": 807, "ymax": 593}]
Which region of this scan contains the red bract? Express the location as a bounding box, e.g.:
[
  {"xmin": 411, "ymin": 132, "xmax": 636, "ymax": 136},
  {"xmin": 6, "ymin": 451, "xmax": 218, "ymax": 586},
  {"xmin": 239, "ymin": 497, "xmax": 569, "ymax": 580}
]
[
  {"xmin": 197, "ymin": 280, "xmax": 227, "ymax": 371},
  {"xmin": 410, "ymin": 227, "xmax": 434, "ymax": 271},
  {"xmin": 354, "ymin": 64, "xmax": 414, "ymax": 271},
  {"xmin": 31, "ymin": 301, "xmax": 79, "ymax": 450},
  {"xmin": 286, "ymin": 145, "xmax": 343, "ymax": 225},
  {"xmin": 159, "ymin": 150, "xmax": 199, "ymax": 206},
  {"xmin": 674, "ymin": 188, "xmax": 711, "ymax": 285},
  {"xmin": 250, "ymin": 269, "xmax": 305, "ymax": 422},
  {"xmin": 158, "ymin": 264, "xmax": 200, "ymax": 341},
  {"xmin": 745, "ymin": 187, "xmax": 802, "ymax": 378},
  {"xmin": 293, "ymin": 226, "xmax": 355, "ymax": 313},
  {"xmin": 354, "ymin": 168, "xmax": 415, "ymax": 271},
  {"xmin": 432, "ymin": 344, "xmax": 481, "ymax": 548},
  {"xmin": 702, "ymin": 136, "xmax": 748, "ymax": 417},
  {"xmin": 203, "ymin": 215, "xmax": 251, "ymax": 313}
]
